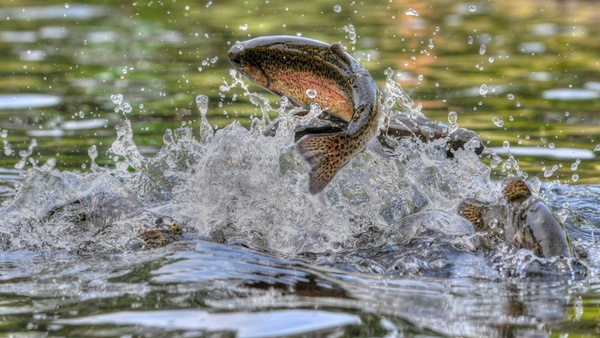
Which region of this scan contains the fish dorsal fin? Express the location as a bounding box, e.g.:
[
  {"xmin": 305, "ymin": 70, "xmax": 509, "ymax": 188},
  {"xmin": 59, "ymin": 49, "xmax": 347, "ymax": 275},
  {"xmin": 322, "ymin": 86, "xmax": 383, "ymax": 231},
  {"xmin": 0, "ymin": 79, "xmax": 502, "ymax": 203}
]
[
  {"xmin": 503, "ymin": 177, "xmax": 531, "ymax": 203},
  {"xmin": 457, "ymin": 198, "xmax": 487, "ymax": 231}
]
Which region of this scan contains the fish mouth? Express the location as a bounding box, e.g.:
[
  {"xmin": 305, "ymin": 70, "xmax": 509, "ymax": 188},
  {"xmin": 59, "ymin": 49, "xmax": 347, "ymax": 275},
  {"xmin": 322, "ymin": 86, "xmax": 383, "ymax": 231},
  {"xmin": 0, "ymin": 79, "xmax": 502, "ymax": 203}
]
[
  {"xmin": 227, "ymin": 43, "xmax": 245, "ymax": 68},
  {"xmin": 227, "ymin": 43, "xmax": 270, "ymax": 88}
]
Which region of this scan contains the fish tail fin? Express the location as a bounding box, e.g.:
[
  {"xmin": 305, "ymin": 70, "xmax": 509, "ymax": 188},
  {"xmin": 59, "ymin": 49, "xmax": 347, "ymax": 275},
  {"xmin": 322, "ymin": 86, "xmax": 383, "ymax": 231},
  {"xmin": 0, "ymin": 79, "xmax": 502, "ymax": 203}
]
[
  {"xmin": 297, "ymin": 132, "xmax": 349, "ymax": 194},
  {"xmin": 457, "ymin": 198, "xmax": 487, "ymax": 231}
]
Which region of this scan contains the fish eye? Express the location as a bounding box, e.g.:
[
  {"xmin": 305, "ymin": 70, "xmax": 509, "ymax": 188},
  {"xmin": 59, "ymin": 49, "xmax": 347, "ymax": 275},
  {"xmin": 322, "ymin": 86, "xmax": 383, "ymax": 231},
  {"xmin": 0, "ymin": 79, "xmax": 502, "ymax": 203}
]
[
  {"xmin": 227, "ymin": 52, "xmax": 243, "ymax": 67},
  {"xmin": 227, "ymin": 46, "xmax": 246, "ymax": 67}
]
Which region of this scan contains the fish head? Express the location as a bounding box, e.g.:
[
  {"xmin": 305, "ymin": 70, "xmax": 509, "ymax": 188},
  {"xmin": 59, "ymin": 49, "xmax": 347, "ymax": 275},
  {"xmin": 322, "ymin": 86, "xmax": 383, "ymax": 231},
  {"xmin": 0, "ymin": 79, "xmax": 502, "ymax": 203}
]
[
  {"xmin": 502, "ymin": 177, "xmax": 572, "ymax": 258},
  {"xmin": 227, "ymin": 36, "xmax": 356, "ymax": 120},
  {"xmin": 228, "ymin": 42, "xmax": 269, "ymax": 87}
]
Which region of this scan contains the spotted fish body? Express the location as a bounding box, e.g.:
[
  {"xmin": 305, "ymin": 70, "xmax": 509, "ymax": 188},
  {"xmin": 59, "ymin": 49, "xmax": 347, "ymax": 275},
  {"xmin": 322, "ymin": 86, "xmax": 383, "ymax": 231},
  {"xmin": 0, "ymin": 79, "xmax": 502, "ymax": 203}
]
[
  {"xmin": 458, "ymin": 177, "xmax": 572, "ymax": 258},
  {"xmin": 228, "ymin": 36, "xmax": 382, "ymax": 193}
]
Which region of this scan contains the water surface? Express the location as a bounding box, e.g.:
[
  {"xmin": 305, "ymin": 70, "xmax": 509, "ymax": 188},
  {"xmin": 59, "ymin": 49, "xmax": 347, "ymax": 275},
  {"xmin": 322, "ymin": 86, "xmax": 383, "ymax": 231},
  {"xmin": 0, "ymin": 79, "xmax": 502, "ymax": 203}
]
[{"xmin": 0, "ymin": 0, "xmax": 600, "ymax": 337}]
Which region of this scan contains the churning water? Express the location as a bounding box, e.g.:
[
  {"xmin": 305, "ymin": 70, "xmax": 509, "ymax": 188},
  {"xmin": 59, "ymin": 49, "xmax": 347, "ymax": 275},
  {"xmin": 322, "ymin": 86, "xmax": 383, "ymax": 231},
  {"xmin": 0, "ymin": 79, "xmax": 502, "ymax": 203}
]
[{"xmin": 1, "ymin": 71, "xmax": 599, "ymax": 337}]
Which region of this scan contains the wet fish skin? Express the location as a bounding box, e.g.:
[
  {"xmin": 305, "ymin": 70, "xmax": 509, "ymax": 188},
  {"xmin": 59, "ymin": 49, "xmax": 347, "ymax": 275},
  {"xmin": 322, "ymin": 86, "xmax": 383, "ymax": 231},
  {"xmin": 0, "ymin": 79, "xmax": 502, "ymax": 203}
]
[
  {"xmin": 228, "ymin": 36, "xmax": 383, "ymax": 193},
  {"xmin": 457, "ymin": 177, "xmax": 572, "ymax": 258},
  {"xmin": 503, "ymin": 177, "xmax": 572, "ymax": 258},
  {"xmin": 228, "ymin": 36, "xmax": 357, "ymax": 121}
]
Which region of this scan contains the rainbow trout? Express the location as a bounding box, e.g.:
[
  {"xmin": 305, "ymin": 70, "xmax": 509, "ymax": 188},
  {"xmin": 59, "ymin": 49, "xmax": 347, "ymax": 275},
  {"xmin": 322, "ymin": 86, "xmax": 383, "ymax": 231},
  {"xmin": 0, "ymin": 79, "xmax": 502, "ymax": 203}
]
[{"xmin": 228, "ymin": 36, "xmax": 383, "ymax": 193}]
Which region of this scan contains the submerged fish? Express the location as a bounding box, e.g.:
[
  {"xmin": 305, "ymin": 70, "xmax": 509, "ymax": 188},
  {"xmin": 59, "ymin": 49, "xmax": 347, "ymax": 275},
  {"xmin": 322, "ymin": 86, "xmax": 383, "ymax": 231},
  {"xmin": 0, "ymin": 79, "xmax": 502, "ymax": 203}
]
[
  {"xmin": 228, "ymin": 36, "xmax": 382, "ymax": 193},
  {"xmin": 458, "ymin": 177, "xmax": 572, "ymax": 258}
]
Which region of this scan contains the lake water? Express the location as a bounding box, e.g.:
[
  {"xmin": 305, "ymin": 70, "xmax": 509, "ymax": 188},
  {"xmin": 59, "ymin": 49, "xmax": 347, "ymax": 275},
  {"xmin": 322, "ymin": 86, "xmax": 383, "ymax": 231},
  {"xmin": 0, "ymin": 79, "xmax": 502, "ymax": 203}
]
[{"xmin": 0, "ymin": 0, "xmax": 600, "ymax": 337}]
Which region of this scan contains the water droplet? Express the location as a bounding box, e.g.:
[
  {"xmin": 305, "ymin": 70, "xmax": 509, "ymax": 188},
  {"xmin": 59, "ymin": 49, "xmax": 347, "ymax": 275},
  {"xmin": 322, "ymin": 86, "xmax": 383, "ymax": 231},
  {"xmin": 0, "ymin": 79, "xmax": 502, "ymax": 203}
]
[
  {"xmin": 343, "ymin": 24, "xmax": 357, "ymax": 44},
  {"xmin": 479, "ymin": 44, "xmax": 486, "ymax": 55},
  {"xmin": 469, "ymin": 5, "xmax": 477, "ymax": 12},
  {"xmin": 544, "ymin": 169, "xmax": 554, "ymax": 178},
  {"xmin": 111, "ymin": 94, "xmax": 123, "ymax": 104},
  {"xmin": 448, "ymin": 111, "xmax": 458, "ymax": 125},
  {"xmin": 404, "ymin": 8, "xmax": 418, "ymax": 16},
  {"xmin": 548, "ymin": 142, "xmax": 555, "ymax": 149},
  {"xmin": 417, "ymin": 74, "xmax": 423, "ymax": 81},
  {"xmin": 122, "ymin": 103, "xmax": 132, "ymax": 114},
  {"xmin": 333, "ymin": 5, "xmax": 342, "ymax": 12},
  {"xmin": 196, "ymin": 95, "xmax": 209, "ymax": 117},
  {"xmin": 88, "ymin": 145, "xmax": 98, "ymax": 161},
  {"xmin": 479, "ymin": 84, "xmax": 488, "ymax": 95},
  {"xmin": 468, "ymin": 36, "xmax": 473, "ymax": 45},
  {"xmin": 503, "ymin": 140, "xmax": 510, "ymax": 149},
  {"xmin": 428, "ymin": 39, "xmax": 434, "ymax": 49},
  {"xmin": 507, "ymin": 94, "xmax": 514, "ymax": 100},
  {"xmin": 234, "ymin": 41, "xmax": 244, "ymax": 51},
  {"xmin": 516, "ymin": 101, "xmax": 521, "ymax": 107},
  {"xmin": 488, "ymin": 57, "xmax": 494, "ymax": 63},
  {"xmin": 163, "ymin": 129, "xmax": 174, "ymax": 145},
  {"xmin": 572, "ymin": 174, "xmax": 579, "ymax": 182},
  {"xmin": 490, "ymin": 154, "xmax": 502, "ymax": 168},
  {"xmin": 239, "ymin": 24, "xmax": 248, "ymax": 30},
  {"xmin": 571, "ymin": 162, "xmax": 578, "ymax": 171},
  {"xmin": 306, "ymin": 89, "xmax": 317, "ymax": 98},
  {"xmin": 492, "ymin": 117, "xmax": 504, "ymax": 127},
  {"xmin": 565, "ymin": 111, "xmax": 570, "ymax": 117}
]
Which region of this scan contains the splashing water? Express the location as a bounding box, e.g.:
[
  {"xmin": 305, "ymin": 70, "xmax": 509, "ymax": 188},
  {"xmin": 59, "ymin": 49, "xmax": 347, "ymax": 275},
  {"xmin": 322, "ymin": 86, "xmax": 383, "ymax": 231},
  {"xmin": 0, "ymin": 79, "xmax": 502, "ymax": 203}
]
[
  {"xmin": 1, "ymin": 67, "xmax": 599, "ymax": 338},
  {"xmin": 0, "ymin": 68, "xmax": 596, "ymax": 281}
]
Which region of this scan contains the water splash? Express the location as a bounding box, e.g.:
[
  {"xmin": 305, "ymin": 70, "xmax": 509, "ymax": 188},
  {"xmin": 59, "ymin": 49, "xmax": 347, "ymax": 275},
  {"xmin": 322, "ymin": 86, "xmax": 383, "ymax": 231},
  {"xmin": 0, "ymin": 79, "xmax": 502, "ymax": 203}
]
[
  {"xmin": 342, "ymin": 24, "xmax": 357, "ymax": 45},
  {"xmin": 196, "ymin": 94, "xmax": 213, "ymax": 144},
  {"xmin": 448, "ymin": 111, "xmax": 458, "ymax": 134},
  {"xmin": 0, "ymin": 75, "xmax": 594, "ymax": 281}
]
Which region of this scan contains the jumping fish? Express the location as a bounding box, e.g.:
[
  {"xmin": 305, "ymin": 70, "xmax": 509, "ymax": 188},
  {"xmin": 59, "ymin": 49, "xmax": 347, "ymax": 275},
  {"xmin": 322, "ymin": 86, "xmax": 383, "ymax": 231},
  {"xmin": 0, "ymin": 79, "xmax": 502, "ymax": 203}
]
[
  {"xmin": 458, "ymin": 177, "xmax": 572, "ymax": 258},
  {"xmin": 228, "ymin": 36, "xmax": 383, "ymax": 193}
]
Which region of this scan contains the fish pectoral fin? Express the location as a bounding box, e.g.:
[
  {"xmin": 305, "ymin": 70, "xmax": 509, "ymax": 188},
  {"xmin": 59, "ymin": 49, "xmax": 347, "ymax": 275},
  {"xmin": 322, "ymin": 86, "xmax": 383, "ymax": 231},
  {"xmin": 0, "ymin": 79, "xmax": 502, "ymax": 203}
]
[{"xmin": 297, "ymin": 132, "xmax": 348, "ymax": 194}]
